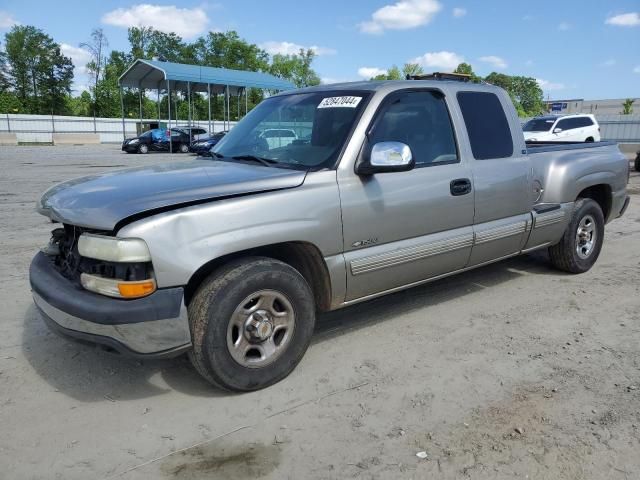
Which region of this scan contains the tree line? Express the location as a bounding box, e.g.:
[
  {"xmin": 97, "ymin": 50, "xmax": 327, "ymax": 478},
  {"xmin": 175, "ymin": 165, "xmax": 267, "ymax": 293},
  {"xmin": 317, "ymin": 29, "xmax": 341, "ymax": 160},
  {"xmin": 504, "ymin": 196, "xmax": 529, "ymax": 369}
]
[
  {"xmin": 0, "ymin": 25, "xmax": 322, "ymax": 120},
  {"xmin": 370, "ymin": 62, "xmax": 547, "ymax": 117},
  {"xmin": 1, "ymin": 23, "xmax": 552, "ymax": 119}
]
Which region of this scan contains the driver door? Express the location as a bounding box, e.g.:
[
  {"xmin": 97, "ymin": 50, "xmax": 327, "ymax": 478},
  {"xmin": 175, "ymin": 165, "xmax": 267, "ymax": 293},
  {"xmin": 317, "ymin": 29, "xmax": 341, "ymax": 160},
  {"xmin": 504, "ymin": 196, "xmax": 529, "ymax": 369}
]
[{"xmin": 338, "ymin": 89, "xmax": 475, "ymax": 301}]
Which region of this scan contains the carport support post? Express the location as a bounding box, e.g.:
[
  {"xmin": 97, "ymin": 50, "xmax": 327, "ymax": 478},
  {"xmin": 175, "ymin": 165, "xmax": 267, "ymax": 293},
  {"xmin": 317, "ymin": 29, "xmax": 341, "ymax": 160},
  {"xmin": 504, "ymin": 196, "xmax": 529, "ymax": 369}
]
[
  {"xmin": 119, "ymin": 86, "xmax": 125, "ymax": 140},
  {"xmin": 207, "ymin": 84, "xmax": 212, "ymax": 134},
  {"xmin": 187, "ymin": 81, "xmax": 192, "ymax": 145},
  {"xmin": 156, "ymin": 88, "xmax": 160, "ymax": 121},
  {"xmin": 138, "ymin": 88, "xmax": 143, "ymax": 128},
  {"xmin": 225, "ymin": 85, "xmax": 230, "ymax": 130},
  {"xmin": 167, "ymin": 80, "xmax": 173, "ymax": 154},
  {"xmin": 245, "ymin": 88, "xmax": 248, "ymax": 117}
]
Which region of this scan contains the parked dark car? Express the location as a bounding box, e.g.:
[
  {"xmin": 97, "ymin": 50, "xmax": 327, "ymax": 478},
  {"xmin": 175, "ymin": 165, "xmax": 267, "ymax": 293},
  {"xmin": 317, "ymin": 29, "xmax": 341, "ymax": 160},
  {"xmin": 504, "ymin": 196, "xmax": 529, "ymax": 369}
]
[
  {"xmin": 635, "ymin": 151, "xmax": 639, "ymax": 172},
  {"xmin": 121, "ymin": 128, "xmax": 194, "ymax": 154},
  {"xmin": 189, "ymin": 131, "xmax": 228, "ymax": 155}
]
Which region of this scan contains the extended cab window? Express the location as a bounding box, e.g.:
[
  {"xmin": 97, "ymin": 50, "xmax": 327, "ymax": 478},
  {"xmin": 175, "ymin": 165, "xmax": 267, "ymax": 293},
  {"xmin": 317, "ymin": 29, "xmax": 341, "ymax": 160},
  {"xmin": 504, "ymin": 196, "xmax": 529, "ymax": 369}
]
[
  {"xmin": 369, "ymin": 90, "xmax": 458, "ymax": 166},
  {"xmin": 457, "ymin": 91, "xmax": 513, "ymax": 160}
]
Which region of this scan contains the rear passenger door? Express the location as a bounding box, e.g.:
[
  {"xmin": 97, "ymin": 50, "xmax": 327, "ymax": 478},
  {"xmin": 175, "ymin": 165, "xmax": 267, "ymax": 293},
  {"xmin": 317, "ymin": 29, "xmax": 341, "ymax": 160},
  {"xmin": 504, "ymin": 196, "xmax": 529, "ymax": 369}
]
[
  {"xmin": 456, "ymin": 91, "xmax": 533, "ymax": 266},
  {"xmin": 340, "ymin": 89, "xmax": 475, "ymax": 301}
]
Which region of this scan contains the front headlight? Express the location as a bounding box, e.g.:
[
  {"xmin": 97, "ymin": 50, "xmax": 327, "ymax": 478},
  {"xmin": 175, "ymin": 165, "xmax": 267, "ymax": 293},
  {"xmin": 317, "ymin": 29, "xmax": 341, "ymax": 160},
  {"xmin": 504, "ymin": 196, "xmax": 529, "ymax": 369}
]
[
  {"xmin": 78, "ymin": 234, "xmax": 151, "ymax": 263},
  {"xmin": 80, "ymin": 273, "xmax": 156, "ymax": 299},
  {"xmin": 129, "ymin": 138, "xmax": 139, "ymax": 144}
]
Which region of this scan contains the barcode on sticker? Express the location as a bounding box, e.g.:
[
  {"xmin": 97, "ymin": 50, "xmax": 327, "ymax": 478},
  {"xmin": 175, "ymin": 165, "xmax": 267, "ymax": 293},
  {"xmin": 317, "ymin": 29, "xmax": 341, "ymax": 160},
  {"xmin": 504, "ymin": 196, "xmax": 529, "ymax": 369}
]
[{"xmin": 317, "ymin": 96, "xmax": 362, "ymax": 108}]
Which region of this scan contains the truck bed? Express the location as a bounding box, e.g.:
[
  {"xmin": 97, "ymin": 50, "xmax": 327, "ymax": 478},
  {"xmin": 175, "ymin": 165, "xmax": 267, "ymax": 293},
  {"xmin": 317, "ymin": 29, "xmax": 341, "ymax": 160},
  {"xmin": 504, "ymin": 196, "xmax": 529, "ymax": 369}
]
[{"xmin": 526, "ymin": 140, "xmax": 617, "ymax": 154}]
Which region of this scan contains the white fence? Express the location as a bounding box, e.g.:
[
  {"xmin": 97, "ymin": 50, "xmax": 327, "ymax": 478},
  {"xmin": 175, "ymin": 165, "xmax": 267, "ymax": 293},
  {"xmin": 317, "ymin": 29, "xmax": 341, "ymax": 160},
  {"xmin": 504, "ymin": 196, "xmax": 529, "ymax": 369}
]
[
  {"xmin": 0, "ymin": 114, "xmax": 235, "ymax": 144},
  {"xmin": 2, "ymin": 112, "xmax": 640, "ymax": 145}
]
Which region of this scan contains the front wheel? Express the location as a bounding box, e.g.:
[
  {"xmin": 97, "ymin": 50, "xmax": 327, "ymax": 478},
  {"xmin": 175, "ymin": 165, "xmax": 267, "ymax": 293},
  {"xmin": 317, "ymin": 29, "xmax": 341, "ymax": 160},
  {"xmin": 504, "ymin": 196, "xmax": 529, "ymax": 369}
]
[
  {"xmin": 548, "ymin": 198, "xmax": 604, "ymax": 273},
  {"xmin": 188, "ymin": 257, "xmax": 316, "ymax": 391},
  {"xmin": 138, "ymin": 143, "xmax": 149, "ymax": 154}
]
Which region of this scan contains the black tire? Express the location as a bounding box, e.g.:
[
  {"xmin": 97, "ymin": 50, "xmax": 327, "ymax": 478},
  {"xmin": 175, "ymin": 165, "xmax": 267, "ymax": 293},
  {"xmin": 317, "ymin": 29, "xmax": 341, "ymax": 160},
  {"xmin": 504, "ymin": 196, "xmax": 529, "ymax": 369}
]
[
  {"xmin": 138, "ymin": 143, "xmax": 149, "ymax": 154},
  {"xmin": 548, "ymin": 198, "xmax": 604, "ymax": 273},
  {"xmin": 585, "ymin": 137, "xmax": 594, "ymax": 143},
  {"xmin": 179, "ymin": 143, "xmax": 189, "ymax": 153},
  {"xmin": 188, "ymin": 257, "xmax": 316, "ymax": 391},
  {"xmin": 634, "ymin": 153, "xmax": 640, "ymax": 172}
]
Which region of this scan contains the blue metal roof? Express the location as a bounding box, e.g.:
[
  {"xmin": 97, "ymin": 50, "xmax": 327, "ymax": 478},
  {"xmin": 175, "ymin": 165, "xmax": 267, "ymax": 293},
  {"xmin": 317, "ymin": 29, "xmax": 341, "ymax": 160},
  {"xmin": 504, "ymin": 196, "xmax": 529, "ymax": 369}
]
[{"xmin": 119, "ymin": 59, "xmax": 295, "ymax": 92}]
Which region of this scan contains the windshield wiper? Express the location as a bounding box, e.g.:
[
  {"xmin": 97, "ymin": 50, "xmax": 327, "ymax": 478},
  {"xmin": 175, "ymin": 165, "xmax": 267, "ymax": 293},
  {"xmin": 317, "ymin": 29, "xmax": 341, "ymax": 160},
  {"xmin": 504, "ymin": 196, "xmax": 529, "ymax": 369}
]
[
  {"xmin": 210, "ymin": 151, "xmax": 224, "ymax": 158},
  {"xmin": 231, "ymin": 155, "xmax": 279, "ymax": 167}
]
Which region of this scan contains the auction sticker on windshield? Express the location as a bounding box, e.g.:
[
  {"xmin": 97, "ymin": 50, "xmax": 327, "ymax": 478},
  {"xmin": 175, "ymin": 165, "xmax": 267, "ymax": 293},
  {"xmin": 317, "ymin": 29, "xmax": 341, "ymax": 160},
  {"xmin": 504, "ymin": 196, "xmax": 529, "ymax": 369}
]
[{"xmin": 317, "ymin": 96, "xmax": 362, "ymax": 108}]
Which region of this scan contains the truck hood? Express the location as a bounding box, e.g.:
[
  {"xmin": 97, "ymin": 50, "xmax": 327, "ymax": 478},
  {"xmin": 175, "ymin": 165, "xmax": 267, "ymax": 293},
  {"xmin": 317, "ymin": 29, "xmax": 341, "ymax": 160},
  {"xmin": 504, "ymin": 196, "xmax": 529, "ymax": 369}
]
[{"xmin": 38, "ymin": 160, "xmax": 306, "ymax": 231}]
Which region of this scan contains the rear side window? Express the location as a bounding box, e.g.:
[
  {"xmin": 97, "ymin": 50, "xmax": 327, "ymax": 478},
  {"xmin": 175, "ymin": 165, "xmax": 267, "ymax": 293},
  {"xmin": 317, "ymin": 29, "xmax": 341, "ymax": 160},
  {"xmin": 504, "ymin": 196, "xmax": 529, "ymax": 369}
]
[
  {"xmin": 457, "ymin": 91, "xmax": 513, "ymax": 160},
  {"xmin": 577, "ymin": 117, "xmax": 594, "ymax": 127}
]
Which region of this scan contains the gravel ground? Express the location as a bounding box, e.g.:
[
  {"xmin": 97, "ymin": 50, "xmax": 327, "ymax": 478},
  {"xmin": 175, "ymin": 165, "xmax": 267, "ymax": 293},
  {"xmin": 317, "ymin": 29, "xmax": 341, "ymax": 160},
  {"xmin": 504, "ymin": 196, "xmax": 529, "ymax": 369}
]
[{"xmin": 0, "ymin": 145, "xmax": 639, "ymax": 480}]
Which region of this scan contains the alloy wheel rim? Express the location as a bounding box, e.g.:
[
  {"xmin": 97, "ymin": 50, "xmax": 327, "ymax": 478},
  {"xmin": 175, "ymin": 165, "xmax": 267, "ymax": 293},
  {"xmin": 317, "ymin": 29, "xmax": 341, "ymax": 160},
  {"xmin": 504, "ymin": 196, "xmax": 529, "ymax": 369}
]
[
  {"xmin": 576, "ymin": 214, "xmax": 596, "ymax": 259},
  {"xmin": 226, "ymin": 289, "xmax": 295, "ymax": 368}
]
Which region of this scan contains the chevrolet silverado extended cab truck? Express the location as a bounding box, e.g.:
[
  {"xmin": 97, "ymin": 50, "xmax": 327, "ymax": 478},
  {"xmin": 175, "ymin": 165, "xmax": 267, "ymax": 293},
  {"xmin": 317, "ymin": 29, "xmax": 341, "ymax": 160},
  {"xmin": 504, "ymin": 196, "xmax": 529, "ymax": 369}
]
[{"xmin": 30, "ymin": 79, "xmax": 630, "ymax": 391}]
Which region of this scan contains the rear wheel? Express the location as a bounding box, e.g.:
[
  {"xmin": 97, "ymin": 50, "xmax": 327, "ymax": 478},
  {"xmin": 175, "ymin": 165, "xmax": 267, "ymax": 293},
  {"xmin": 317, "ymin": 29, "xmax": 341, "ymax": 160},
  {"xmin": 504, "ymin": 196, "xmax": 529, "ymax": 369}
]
[
  {"xmin": 138, "ymin": 143, "xmax": 149, "ymax": 154},
  {"xmin": 548, "ymin": 198, "xmax": 604, "ymax": 273},
  {"xmin": 179, "ymin": 143, "xmax": 189, "ymax": 153},
  {"xmin": 188, "ymin": 257, "xmax": 316, "ymax": 391}
]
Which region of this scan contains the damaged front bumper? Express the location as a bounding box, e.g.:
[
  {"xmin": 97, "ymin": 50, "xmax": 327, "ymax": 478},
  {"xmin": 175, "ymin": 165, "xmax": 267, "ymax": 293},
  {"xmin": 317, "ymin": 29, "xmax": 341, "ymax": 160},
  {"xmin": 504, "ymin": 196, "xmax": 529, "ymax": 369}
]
[{"xmin": 29, "ymin": 251, "xmax": 192, "ymax": 358}]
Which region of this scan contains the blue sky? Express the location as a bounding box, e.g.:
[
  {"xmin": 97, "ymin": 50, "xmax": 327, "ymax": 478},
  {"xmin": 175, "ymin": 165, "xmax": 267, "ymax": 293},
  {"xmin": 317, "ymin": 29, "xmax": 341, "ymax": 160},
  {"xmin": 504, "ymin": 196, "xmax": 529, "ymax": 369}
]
[{"xmin": 1, "ymin": 0, "xmax": 638, "ymax": 100}]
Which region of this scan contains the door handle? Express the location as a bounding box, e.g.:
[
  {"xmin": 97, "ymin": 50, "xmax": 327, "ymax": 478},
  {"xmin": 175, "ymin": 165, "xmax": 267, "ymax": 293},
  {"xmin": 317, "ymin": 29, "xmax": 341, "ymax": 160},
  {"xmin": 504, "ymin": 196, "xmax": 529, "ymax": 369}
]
[{"xmin": 450, "ymin": 178, "xmax": 472, "ymax": 196}]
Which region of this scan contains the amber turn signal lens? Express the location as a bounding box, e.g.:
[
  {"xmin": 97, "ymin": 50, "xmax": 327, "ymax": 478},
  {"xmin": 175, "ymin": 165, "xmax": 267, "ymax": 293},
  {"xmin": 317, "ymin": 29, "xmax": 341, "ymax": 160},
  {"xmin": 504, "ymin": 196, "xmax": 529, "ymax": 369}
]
[{"xmin": 117, "ymin": 280, "xmax": 156, "ymax": 298}]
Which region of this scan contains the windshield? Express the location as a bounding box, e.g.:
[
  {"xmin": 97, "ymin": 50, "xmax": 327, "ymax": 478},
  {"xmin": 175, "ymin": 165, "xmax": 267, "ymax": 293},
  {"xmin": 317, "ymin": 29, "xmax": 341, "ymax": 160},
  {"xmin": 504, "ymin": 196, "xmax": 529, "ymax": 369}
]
[
  {"xmin": 523, "ymin": 118, "xmax": 556, "ymax": 132},
  {"xmin": 212, "ymin": 91, "xmax": 369, "ymax": 170}
]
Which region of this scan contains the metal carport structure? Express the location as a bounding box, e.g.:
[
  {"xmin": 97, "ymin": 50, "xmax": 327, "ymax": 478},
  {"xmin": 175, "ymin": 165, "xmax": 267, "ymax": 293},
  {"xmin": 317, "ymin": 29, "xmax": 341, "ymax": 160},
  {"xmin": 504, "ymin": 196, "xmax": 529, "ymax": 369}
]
[{"xmin": 118, "ymin": 59, "xmax": 295, "ymax": 151}]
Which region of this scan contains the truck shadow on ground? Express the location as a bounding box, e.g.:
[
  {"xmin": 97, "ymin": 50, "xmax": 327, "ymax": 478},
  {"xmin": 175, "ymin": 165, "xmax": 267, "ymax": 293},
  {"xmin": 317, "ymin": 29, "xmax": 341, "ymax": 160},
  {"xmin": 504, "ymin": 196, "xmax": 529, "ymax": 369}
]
[{"xmin": 21, "ymin": 251, "xmax": 562, "ymax": 402}]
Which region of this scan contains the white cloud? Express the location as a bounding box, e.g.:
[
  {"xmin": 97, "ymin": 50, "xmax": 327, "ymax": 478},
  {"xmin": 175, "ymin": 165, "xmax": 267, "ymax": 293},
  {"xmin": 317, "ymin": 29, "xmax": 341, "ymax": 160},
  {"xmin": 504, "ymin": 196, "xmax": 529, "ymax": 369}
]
[
  {"xmin": 61, "ymin": 44, "xmax": 92, "ymax": 75},
  {"xmin": 605, "ymin": 12, "xmax": 640, "ymax": 27},
  {"xmin": 260, "ymin": 41, "xmax": 336, "ymax": 56},
  {"xmin": 358, "ymin": 67, "xmax": 388, "ymax": 78},
  {"xmin": 358, "ymin": 0, "xmax": 442, "ymax": 34},
  {"xmin": 0, "ymin": 10, "xmax": 19, "ymax": 28},
  {"xmin": 410, "ymin": 51, "xmax": 464, "ymax": 71},
  {"xmin": 479, "ymin": 55, "xmax": 507, "ymax": 69},
  {"xmin": 600, "ymin": 58, "xmax": 616, "ymax": 67},
  {"xmin": 634, "ymin": 66, "xmax": 640, "ymax": 74},
  {"xmin": 557, "ymin": 21, "xmax": 571, "ymax": 31},
  {"xmin": 452, "ymin": 7, "xmax": 467, "ymax": 18},
  {"xmin": 101, "ymin": 4, "xmax": 209, "ymax": 39},
  {"xmin": 536, "ymin": 78, "xmax": 565, "ymax": 91}
]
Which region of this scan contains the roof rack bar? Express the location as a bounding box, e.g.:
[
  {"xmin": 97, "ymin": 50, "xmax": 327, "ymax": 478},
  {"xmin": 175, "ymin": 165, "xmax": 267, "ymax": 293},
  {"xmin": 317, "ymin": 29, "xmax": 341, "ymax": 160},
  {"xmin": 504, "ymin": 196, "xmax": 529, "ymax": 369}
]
[{"xmin": 407, "ymin": 72, "xmax": 471, "ymax": 82}]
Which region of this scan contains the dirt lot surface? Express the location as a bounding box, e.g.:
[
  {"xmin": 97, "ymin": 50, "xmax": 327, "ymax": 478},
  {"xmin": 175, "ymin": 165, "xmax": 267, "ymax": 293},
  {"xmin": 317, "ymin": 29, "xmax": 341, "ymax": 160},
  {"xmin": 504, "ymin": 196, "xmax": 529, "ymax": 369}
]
[{"xmin": 0, "ymin": 145, "xmax": 639, "ymax": 479}]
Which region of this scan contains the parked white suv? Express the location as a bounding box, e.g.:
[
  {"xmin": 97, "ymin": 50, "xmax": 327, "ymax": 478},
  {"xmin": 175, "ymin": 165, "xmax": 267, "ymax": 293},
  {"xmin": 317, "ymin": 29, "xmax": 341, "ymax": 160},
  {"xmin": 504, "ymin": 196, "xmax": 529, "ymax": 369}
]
[{"xmin": 523, "ymin": 114, "xmax": 600, "ymax": 143}]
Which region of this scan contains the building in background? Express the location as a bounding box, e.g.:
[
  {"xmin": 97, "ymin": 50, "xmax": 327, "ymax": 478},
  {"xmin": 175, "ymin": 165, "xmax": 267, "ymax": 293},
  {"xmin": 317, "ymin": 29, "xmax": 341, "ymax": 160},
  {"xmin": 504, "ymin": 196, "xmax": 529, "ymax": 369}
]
[{"xmin": 545, "ymin": 98, "xmax": 640, "ymax": 115}]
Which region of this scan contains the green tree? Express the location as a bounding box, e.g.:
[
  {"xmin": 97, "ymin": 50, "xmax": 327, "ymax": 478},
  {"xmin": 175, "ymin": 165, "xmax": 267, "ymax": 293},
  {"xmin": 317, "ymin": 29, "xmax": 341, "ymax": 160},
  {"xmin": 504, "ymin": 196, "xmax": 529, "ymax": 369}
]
[
  {"xmin": 81, "ymin": 28, "xmax": 109, "ymax": 117},
  {"xmin": 371, "ymin": 65, "xmax": 402, "ymax": 80},
  {"xmin": 453, "ymin": 62, "xmax": 482, "ymax": 82},
  {"xmin": 402, "ymin": 62, "xmax": 424, "ymax": 78},
  {"xmin": 4, "ymin": 25, "xmax": 74, "ymax": 114},
  {"xmin": 622, "ymin": 98, "xmax": 635, "ymax": 115},
  {"xmin": 484, "ymin": 72, "xmax": 544, "ymax": 116},
  {"xmin": 269, "ymin": 49, "xmax": 320, "ymax": 88},
  {"xmin": 194, "ymin": 31, "xmax": 269, "ymax": 71}
]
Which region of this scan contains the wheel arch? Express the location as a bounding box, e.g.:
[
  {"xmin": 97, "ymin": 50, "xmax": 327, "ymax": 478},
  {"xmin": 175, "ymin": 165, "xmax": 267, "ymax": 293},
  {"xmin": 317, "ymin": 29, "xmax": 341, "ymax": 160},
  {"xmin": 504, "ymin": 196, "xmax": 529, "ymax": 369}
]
[
  {"xmin": 184, "ymin": 241, "xmax": 333, "ymax": 312},
  {"xmin": 576, "ymin": 183, "xmax": 612, "ymax": 221}
]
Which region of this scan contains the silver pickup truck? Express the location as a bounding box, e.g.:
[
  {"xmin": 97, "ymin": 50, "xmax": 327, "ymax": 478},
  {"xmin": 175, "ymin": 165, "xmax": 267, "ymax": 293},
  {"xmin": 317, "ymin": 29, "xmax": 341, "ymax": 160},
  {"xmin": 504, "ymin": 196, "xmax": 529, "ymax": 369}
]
[{"xmin": 30, "ymin": 79, "xmax": 630, "ymax": 391}]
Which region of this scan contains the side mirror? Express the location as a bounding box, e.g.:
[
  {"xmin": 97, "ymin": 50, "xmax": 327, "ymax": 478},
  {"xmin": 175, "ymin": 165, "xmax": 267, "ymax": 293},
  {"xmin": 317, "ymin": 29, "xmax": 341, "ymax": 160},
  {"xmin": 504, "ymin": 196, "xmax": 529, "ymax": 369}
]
[
  {"xmin": 553, "ymin": 128, "xmax": 562, "ymax": 134},
  {"xmin": 356, "ymin": 141, "xmax": 415, "ymax": 175}
]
